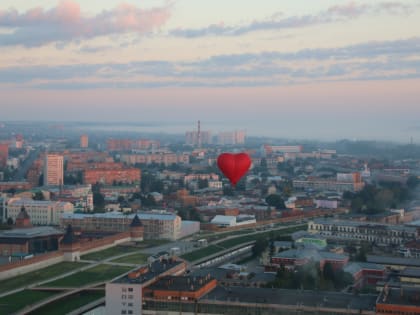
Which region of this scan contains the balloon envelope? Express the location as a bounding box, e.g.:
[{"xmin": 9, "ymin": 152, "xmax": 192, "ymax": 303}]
[{"xmin": 217, "ymin": 153, "xmax": 251, "ymax": 186}]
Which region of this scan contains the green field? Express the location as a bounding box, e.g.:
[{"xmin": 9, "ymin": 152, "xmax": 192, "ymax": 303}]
[
  {"xmin": 0, "ymin": 290, "xmax": 57, "ymax": 314},
  {"xmin": 43, "ymin": 264, "xmax": 132, "ymax": 287},
  {"xmin": 139, "ymin": 239, "xmax": 170, "ymax": 247},
  {"xmin": 81, "ymin": 246, "xmax": 139, "ymax": 261},
  {"xmin": 30, "ymin": 291, "xmax": 105, "ymax": 315},
  {"xmin": 111, "ymin": 252, "xmax": 148, "ymax": 264},
  {"xmin": 0, "ymin": 262, "xmax": 88, "ymax": 294},
  {"xmin": 180, "ymin": 245, "xmax": 223, "ymax": 262}
]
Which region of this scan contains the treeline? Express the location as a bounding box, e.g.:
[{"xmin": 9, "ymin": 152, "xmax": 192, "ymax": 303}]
[
  {"xmin": 343, "ymin": 176, "xmax": 419, "ymax": 214},
  {"xmin": 266, "ymin": 262, "xmax": 352, "ymax": 291}
]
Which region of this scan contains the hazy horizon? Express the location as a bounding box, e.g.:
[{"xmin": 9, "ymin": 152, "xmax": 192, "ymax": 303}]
[{"xmin": 1, "ymin": 1, "xmax": 420, "ymax": 142}]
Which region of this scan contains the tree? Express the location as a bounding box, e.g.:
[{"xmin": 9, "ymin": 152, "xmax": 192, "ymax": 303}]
[
  {"xmin": 223, "ymin": 185, "xmax": 234, "ymax": 196},
  {"xmin": 93, "ymin": 192, "xmax": 105, "ymax": 210},
  {"xmin": 198, "ymin": 178, "xmax": 208, "ymax": 189},
  {"xmin": 33, "ymin": 191, "xmax": 45, "ymax": 201},
  {"xmin": 252, "ymin": 238, "xmax": 268, "ymax": 257},
  {"xmin": 323, "ymin": 262, "xmax": 335, "ymax": 282},
  {"xmin": 265, "ymin": 194, "xmax": 286, "ymax": 210}
]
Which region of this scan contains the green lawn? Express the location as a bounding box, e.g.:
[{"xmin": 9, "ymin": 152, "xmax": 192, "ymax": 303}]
[
  {"xmin": 180, "ymin": 245, "xmax": 223, "ymax": 262},
  {"xmin": 0, "ymin": 262, "xmax": 88, "ymax": 294},
  {"xmin": 0, "ymin": 290, "xmax": 57, "ymax": 314},
  {"xmin": 81, "ymin": 246, "xmax": 138, "ymax": 261},
  {"xmin": 140, "ymin": 239, "xmax": 170, "ymax": 248},
  {"xmin": 30, "ymin": 291, "xmax": 105, "ymax": 315},
  {"xmin": 43, "ymin": 264, "xmax": 132, "ymax": 287},
  {"xmin": 111, "ymin": 252, "xmax": 148, "ymax": 264}
]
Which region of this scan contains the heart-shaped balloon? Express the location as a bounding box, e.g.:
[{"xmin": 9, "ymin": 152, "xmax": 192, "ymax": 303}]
[{"xmin": 217, "ymin": 153, "xmax": 251, "ymax": 187}]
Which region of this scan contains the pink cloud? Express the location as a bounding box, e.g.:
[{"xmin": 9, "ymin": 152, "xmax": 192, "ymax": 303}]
[{"xmin": 0, "ymin": 0, "xmax": 172, "ymax": 46}]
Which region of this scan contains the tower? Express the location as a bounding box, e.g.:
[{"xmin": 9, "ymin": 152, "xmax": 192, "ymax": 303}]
[
  {"xmin": 197, "ymin": 120, "xmax": 201, "ymax": 148},
  {"xmin": 60, "ymin": 224, "xmax": 81, "ymax": 261},
  {"xmin": 130, "ymin": 214, "xmax": 144, "ymax": 242},
  {"xmin": 80, "ymin": 135, "xmax": 89, "ymax": 148},
  {"xmin": 44, "ymin": 154, "xmax": 64, "ymax": 187}
]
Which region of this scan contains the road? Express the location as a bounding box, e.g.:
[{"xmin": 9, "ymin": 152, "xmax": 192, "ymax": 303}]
[{"xmin": 13, "ymin": 148, "xmax": 40, "ymax": 181}]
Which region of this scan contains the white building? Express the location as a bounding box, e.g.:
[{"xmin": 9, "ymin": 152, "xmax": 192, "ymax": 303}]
[
  {"xmin": 106, "ymin": 281, "xmax": 142, "ymax": 315},
  {"xmin": 210, "ymin": 215, "xmax": 256, "ymax": 227},
  {"xmin": 7, "ymin": 198, "xmax": 74, "ymax": 225}
]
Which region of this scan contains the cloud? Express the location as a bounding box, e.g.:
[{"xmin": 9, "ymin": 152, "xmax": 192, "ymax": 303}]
[
  {"xmin": 0, "ymin": 37, "xmax": 419, "ymax": 88},
  {"xmin": 170, "ymin": 1, "xmax": 415, "ymax": 38},
  {"xmin": 0, "ymin": 0, "xmax": 172, "ymax": 47}
]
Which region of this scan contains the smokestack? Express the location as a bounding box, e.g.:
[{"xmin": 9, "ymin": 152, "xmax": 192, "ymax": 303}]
[{"xmin": 197, "ymin": 120, "xmax": 201, "ymax": 148}]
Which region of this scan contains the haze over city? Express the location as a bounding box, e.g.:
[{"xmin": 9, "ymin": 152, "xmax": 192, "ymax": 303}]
[{"xmin": 1, "ymin": 0, "xmax": 420, "ymax": 141}]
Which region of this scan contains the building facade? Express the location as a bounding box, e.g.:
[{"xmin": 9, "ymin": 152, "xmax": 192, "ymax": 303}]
[
  {"xmin": 308, "ymin": 219, "xmax": 418, "ymax": 245},
  {"xmin": 80, "ymin": 134, "xmax": 89, "ymax": 148},
  {"xmin": 61, "ymin": 212, "xmax": 182, "ymax": 240},
  {"xmin": 44, "ymin": 154, "xmax": 64, "ymax": 186},
  {"xmin": 7, "ymin": 198, "xmax": 74, "ymax": 225},
  {"xmin": 0, "ymin": 143, "xmax": 9, "ymax": 168},
  {"xmin": 83, "ymin": 168, "xmax": 141, "ymax": 185}
]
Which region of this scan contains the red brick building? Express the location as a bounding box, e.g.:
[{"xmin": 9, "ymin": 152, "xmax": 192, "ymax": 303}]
[
  {"xmin": 0, "ymin": 143, "xmax": 9, "ymax": 168},
  {"xmin": 83, "ymin": 168, "xmax": 141, "ymax": 185},
  {"xmin": 144, "ymin": 275, "xmax": 217, "ymax": 301}
]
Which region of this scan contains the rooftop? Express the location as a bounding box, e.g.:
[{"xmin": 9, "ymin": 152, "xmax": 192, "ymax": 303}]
[
  {"xmin": 367, "ymin": 255, "xmax": 420, "ymax": 268},
  {"xmin": 202, "ymin": 286, "xmax": 377, "ymax": 310},
  {"xmin": 113, "ymin": 258, "xmax": 183, "ymax": 285},
  {"xmin": 61, "ymin": 211, "xmax": 179, "ymax": 221},
  {"xmin": 0, "ymin": 226, "xmax": 63, "ymax": 239},
  {"xmin": 146, "ymin": 275, "xmax": 215, "ymax": 293},
  {"xmin": 377, "ymin": 287, "xmax": 420, "ymax": 307}
]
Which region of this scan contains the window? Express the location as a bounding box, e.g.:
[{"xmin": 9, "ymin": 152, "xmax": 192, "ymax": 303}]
[
  {"xmin": 128, "ymin": 311, "xmax": 133, "ymax": 315},
  {"xmin": 128, "ymin": 303, "xmax": 133, "ymax": 307},
  {"xmin": 121, "ymin": 311, "xmax": 127, "ymax": 315},
  {"xmin": 128, "ymin": 288, "xmax": 133, "ymax": 292},
  {"xmin": 128, "ymin": 295, "xmax": 133, "ymax": 299}
]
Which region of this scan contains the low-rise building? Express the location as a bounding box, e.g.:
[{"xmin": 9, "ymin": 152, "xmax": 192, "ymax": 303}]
[
  {"xmin": 7, "ymin": 198, "xmax": 74, "ymax": 225},
  {"xmin": 308, "ymin": 219, "xmax": 417, "ymax": 245},
  {"xmin": 61, "ymin": 211, "xmax": 183, "ymax": 240}
]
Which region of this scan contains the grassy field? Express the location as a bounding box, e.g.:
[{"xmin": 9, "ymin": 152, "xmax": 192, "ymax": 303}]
[
  {"xmin": 180, "ymin": 245, "xmax": 223, "ymax": 262},
  {"xmin": 43, "ymin": 264, "xmax": 132, "ymax": 287},
  {"xmin": 111, "ymin": 252, "xmax": 148, "ymax": 264},
  {"xmin": 0, "ymin": 290, "xmax": 57, "ymax": 314},
  {"xmin": 139, "ymin": 239, "xmax": 170, "ymax": 248},
  {"xmin": 81, "ymin": 246, "xmax": 139, "ymax": 261},
  {"xmin": 0, "ymin": 262, "xmax": 88, "ymax": 294},
  {"xmin": 30, "ymin": 291, "xmax": 105, "ymax": 315}
]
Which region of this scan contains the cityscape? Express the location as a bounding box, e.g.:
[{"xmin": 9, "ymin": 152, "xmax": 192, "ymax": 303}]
[{"xmin": 1, "ymin": 1, "xmax": 420, "ymax": 315}]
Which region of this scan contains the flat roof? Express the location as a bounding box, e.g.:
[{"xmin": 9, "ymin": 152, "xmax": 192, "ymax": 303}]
[
  {"xmin": 377, "ymin": 287, "xmax": 420, "ymax": 307},
  {"xmin": 367, "ymin": 255, "xmax": 420, "ymax": 268},
  {"xmin": 0, "ymin": 226, "xmax": 63, "ymax": 239},
  {"xmin": 61, "ymin": 211, "xmax": 178, "ymax": 221},
  {"xmin": 146, "ymin": 275, "xmax": 215, "ymax": 292},
  {"xmin": 113, "ymin": 259, "xmax": 184, "ymax": 285},
  {"xmin": 202, "ymin": 286, "xmax": 377, "ymax": 310}
]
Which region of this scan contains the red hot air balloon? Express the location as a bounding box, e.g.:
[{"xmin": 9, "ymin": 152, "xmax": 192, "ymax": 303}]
[{"xmin": 217, "ymin": 153, "xmax": 251, "ymax": 187}]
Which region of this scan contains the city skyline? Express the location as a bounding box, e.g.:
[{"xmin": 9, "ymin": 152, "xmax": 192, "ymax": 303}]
[{"xmin": 1, "ymin": 0, "xmax": 420, "ymax": 141}]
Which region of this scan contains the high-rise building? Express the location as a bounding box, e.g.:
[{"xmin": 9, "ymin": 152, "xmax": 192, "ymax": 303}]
[
  {"xmin": 217, "ymin": 130, "xmax": 246, "ymax": 145},
  {"xmin": 80, "ymin": 135, "xmax": 89, "ymax": 148},
  {"xmin": 0, "ymin": 143, "xmax": 8, "ymax": 168},
  {"xmin": 44, "ymin": 154, "xmax": 64, "ymax": 186},
  {"xmin": 15, "ymin": 134, "xmax": 24, "ymax": 149}
]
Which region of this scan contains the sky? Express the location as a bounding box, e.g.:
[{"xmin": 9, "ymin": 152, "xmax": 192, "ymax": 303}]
[{"xmin": 1, "ymin": 0, "xmax": 420, "ymax": 142}]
